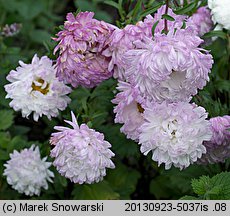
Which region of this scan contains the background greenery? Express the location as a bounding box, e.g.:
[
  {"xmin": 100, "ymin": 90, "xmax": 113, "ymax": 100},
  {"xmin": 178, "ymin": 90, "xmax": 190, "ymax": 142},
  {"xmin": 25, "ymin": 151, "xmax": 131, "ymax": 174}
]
[{"xmin": 0, "ymin": 0, "xmax": 229, "ymax": 200}]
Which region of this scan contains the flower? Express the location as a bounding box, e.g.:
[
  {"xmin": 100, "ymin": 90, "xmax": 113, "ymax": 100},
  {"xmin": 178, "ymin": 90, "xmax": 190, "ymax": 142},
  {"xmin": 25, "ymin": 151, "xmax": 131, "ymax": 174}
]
[
  {"xmin": 139, "ymin": 102, "xmax": 212, "ymax": 170},
  {"xmin": 208, "ymin": 0, "xmax": 230, "ymax": 30},
  {"xmin": 187, "ymin": 6, "xmax": 213, "ymax": 36},
  {"xmin": 54, "ymin": 12, "xmax": 115, "ymax": 88},
  {"xmin": 50, "ymin": 112, "xmax": 115, "ymax": 184},
  {"xmin": 123, "ymin": 28, "xmax": 213, "ymax": 103},
  {"xmin": 112, "ymin": 81, "xmax": 145, "ymax": 141},
  {"xmin": 0, "ymin": 23, "xmax": 22, "ymax": 37},
  {"xmin": 3, "ymin": 145, "xmax": 54, "ymax": 196},
  {"xmin": 198, "ymin": 116, "xmax": 230, "ymax": 164},
  {"xmin": 103, "ymin": 24, "xmax": 146, "ymax": 80},
  {"xmin": 4, "ymin": 54, "xmax": 71, "ymax": 121}
]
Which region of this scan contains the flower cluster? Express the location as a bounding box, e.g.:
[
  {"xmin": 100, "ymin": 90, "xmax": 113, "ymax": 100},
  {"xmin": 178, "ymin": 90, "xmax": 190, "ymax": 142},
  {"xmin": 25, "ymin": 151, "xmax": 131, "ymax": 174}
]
[
  {"xmin": 50, "ymin": 112, "xmax": 115, "ymax": 184},
  {"xmin": 5, "ymin": 54, "xmax": 71, "ymax": 121},
  {"xmin": 112, "ymin": 5, "xmax": 214, "ymax": 169},
  {"xmin": 3, "ymin": 145, "xmax": 54, "ymax": 196},
  {"xmin": 3, "ymin": 1, "xmax": 228, "ymax": 197}
]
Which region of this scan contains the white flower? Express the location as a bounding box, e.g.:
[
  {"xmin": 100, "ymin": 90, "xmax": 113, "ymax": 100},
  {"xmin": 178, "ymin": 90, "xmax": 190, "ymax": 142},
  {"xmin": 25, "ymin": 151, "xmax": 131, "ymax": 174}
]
[
  {"xmin": 50, "ymin": 112, "xmax": 115, "ymax": 184},
  {"xmin": 3, "ymin": 145, "xmax": 54, "ymax": 196},
  {"xmin": 208, "ymin": 0, "xmax": 230, "ymax": 30},
  {"xmin": 139, "ymin": 102, "xmax": 212, "ymax": 170},
  {"xmin": 4, "ymin": 54, "xmax": 72, "ymax": 121}
]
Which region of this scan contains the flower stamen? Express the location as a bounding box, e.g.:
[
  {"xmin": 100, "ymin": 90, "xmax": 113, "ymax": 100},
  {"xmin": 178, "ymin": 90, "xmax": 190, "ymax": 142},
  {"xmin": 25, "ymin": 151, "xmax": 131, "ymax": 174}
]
[{"xmin": 32, "ymin": 78, "xmax": 50, "ymax": 95}]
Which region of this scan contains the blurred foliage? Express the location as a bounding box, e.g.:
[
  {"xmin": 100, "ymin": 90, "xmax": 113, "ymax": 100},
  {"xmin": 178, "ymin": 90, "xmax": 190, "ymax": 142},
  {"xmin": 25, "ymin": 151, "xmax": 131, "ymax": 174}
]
[{"xmin": 0, "ymin": 0, "xmax": 229, "ymax": 200}]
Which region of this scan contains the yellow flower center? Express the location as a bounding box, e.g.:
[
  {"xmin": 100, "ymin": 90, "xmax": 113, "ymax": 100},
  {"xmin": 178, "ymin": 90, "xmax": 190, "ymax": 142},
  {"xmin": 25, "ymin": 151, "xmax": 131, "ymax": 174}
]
[
  {"xmin": 137, "ymin": 103, "xmax": 144, "ymax": 113},
  {"xmin": 31, "ymin": 78, "xmax": 50, "ymax": 95}
]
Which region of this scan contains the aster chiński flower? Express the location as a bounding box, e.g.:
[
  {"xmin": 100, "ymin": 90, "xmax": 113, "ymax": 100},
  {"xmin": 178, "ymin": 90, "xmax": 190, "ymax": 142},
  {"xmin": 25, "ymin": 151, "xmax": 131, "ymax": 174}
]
[
  {"xmin": 3, "ymin": 145, "xmax": 54, "ymax": 196},
  {"xmin": 198, "ymin": 116, "xmax": 230, "ymax": 164},
  {"xmin": 104, "ymin": 24, "xmax": 146, "ymax": 81},
  {"xmin": 187, "ymin": 6, "xmax": 213, "ymax": 36},
  {"xmin": 139, "ymin": 102, "xmax": 212, "ymax": 170},
  {"xmin": 54, "ymin": 12, "xmax": 115, "ymax": 88},
  {"xmin": 208, "ymin": 0, "xmax": 230, "ymax": 30},
  {"xmin": 112, "ymin": 81, "xmax": 145, "ymax": 141},
  {"xmin": 124, "ymin": 27, "xmax": 213, "ymax": 103},
  {"xmin": 4, "ymin": 54, "xmax": 71, "ymax": 121},
  {"xmin": 104, "ymin": 5, "xmax": 186, "ymax": 81},
  {"xmin": 50, "ymin": 112, "xmax": 115, "ymax": 184}
]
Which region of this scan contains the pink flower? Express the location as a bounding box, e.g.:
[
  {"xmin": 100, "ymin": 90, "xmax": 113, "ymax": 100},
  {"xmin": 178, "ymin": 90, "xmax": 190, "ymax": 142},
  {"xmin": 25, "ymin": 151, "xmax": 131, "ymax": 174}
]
[
  {"xmin": 123, "ymin": 27, "xmax": 213, "ymax": 103},
  {"xmin": 187, "ymin": 7, "xmax": 213, "ymax": 36},
  {"xmin": 50, "ymin": 112, "xmax": 115, "ymax": 184},
  {"xmin": 54, "ymin": 12, "xmax": 116, "ymax": 88},
  {"xmin": 104, "ymin": 24, "xmax": 146, "ymax": 80},
  {"xmin": 198, "ymin": 116, "xmax": 230, "ymax": 164}
]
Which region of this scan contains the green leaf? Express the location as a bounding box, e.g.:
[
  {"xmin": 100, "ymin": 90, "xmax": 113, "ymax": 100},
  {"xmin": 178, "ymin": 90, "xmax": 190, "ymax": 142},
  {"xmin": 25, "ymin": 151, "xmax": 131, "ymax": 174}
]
[
  {"xmin": 189, "ymin": 172, "xmax": 230, "ymax": 200},
  {"xmin": 72, "ymin": 181, "xmax": 120, "ymax": 200},
  {"xmin": 152, "ymin": 20, "xmax": 160, "ymax": 36},
  {"xmin": 104, "ymin": 1, "xmax": 120, "ymax": 10},
  {"xmin": 174, "ymin": 2, "xmax": 196, "ymax": 15},
  {"xmin": 0, "ymin": 110, "xmax": 14, "ymax": 130},
  {"xmin": 180, "ymin": 195, "xmax": 199, "ymax": 200},
  {"xmin": 107, "ymin": 163, "xmax": 141, "ymax": 199},
  {"xmin": 150, "ymin": 175, "xmax": 174, "ymax": 199},
  {"xmin": 8, "ymin": 136, "xmax": 29, "ymax": 152},
  {"xmin": 191, "ymin": 176, "xmax": 211, "ymax": 196},
  {"xmin": 16, "ymin": 0, "xmax": 45, "ymax": 20},
  {"xmin": 161, "ymin": 14, "xmax": 175, "ymax": 21},
  {"xmin": 98, "ymin": 124, "xmax": 140, "ymax": 158},
  {"xmin": 202, "ymin": 30, "xmax": 228, "ymax": 40},
  {"xmin": 74, "ymin": 0, "xmax": 93, "ymax": 11},
  {"xmin": 213, "ymin": 80, "xmax": 230, "ymax": 92},
  {"xmin": 0, "ymin": 149, "xmax": 9, "ymax": 160},
  {"xmin": 131, "ymin": 0, "xmax": 143, "ymax": 18},
  {"xmin": 0, "ymin": 132, "xmax": 11, "ymax": 150},
  {"xmin": 29, "ymin": 30, "xmax": 51, "ymax": 44},
  {"xmin": 139, "ymin": 3, "xmax": 162, "ymax": 19}
]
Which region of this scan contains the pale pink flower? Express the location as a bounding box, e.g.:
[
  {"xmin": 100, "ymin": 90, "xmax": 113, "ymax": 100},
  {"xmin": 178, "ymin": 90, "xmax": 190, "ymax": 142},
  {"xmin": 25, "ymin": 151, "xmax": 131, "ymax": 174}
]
[{"xmin": 50, "ymin": 112, "xmax": 115, "ymax": 184}]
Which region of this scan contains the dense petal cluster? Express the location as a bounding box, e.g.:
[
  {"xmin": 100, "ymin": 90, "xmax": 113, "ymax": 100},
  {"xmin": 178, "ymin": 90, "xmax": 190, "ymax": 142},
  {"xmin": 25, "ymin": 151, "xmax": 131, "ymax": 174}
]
[
  {"xmin": 50, "ymin": 112, "xmax": 115, "ymax": 184},
  {"xmin": 3, "ymin": 145, "xmax": 54, "ymax": 196},
  {"xmin": 187, "ymin": 6, "xmax": 213, "ymax": 36},
  {"xmin": 124, "ymin": 28, "xmax": 213, "ymax": 102},
  {"xmin": 208, "ymin": 0, "xmax": 230, "ymax": 30},
  {"xmin": 139, "ymin": 102, "xmax": 212, "ymax": 170},
  {"xmin": 112, "ymin": 81, "xmax": 145, "ymax": 141},
  {"xmin": 198, "ymin": 116, "xmax": 230, "ymax": 164},
  {"xmin": 54, "ymin": 12, "xmax": 115, "ymax": 88},
  {"xmin": 104, "ymin": 24, "xmax": 146, "ymax": 80},
  {"xmin": 4, "ymin": 54, "xmax": 71, "ymax": 121}
]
